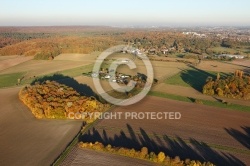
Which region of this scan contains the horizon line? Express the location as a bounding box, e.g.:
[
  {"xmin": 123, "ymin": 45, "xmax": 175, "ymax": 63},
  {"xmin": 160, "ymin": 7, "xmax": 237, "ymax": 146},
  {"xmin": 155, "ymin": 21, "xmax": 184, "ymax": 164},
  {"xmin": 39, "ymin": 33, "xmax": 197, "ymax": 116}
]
[{"xmin": 0, "ymin": 25, "xmax": 250, "ymax": 28}]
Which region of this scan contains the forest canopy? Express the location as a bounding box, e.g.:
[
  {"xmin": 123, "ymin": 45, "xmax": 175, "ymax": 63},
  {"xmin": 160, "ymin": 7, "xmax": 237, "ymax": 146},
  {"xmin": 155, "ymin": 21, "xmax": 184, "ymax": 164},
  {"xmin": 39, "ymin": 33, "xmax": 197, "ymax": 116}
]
[{"xmin": 19, "ymin": 80, "xmax": 110, "ymax": 122}]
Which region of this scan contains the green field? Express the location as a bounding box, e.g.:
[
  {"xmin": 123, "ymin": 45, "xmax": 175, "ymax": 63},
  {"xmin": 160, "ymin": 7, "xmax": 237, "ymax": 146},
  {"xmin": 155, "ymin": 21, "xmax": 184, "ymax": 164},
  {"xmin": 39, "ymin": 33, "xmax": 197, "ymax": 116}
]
[
  {"xmin": 148, "ymin": 91, "xmax": 250, "ymax": 112},
  {"xmin": 207, "ymin": 47, "xmax": 250, "ymax": 55},
  {"xmin": 0, "ymin": 60, "xmax": 115, "ymax": 88},
  {"xmin": 0, "ymin": 72, "xmax": 25, "ymax": 88},
  {"xmin": 18, "ymin": 64, "xmax": 94, "ymax": 86},
  {"xmin": 210, "ymin": 47, "xmax": 237, "ymax": 53},
  {"xmin": 58, "ymin": 61, "xmax": 113, "ymax": 77},
  {"xmin": 164, "ymin": 67, "xmax": 228, "ymax": 91},
  {"xmin": 0, "ymin": 64, "xmax": 94, "ymax": 88},
  {"xmin": 58, "ymin": 64, "xmax": 94, "ymax": 77}
]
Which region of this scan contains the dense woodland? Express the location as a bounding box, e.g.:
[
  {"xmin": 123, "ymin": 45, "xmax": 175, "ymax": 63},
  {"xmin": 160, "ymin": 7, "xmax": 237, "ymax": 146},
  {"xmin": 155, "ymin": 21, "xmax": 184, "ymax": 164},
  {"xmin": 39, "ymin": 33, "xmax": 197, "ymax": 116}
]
[
  {"xmin": 0, "ymin": 27, "xmax": 249, "ymax": 59},
  {"xmin": 19, "ymin": 80, "xmax": 110, "ymax": 121},
  {"xmin": 203, "ymin": 70, "xmax": 250, "ymax": 100}
]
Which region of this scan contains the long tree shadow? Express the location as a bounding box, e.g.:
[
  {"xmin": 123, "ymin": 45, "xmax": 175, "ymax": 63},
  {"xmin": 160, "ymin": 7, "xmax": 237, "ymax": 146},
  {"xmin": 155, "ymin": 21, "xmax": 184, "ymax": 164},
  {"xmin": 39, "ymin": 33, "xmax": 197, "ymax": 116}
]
[
  {"xmin": 225, "ymin": 126, "xmax": 250, "ymax": 150},
  {"xmin": 180, "ymin": 65, "xmax": 229, "ymax": 92},
  {"xmin": 80, "ymin": 124, "xmax": 245, "ymax": 166},
  {"xmin": 243, "ymin": 69, "xmax": 250, "ymax": 75},
  {"xmin": 31, "ymin": 73, "xmax": 98, "ymax": 98}
]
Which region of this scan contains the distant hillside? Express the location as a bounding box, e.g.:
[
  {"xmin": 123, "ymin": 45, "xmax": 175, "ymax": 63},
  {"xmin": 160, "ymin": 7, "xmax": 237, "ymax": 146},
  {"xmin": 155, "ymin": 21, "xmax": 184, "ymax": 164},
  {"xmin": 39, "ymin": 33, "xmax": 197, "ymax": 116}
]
[
  {"xmin": 0, "ymin": 36, "xmax": 118, "ymax": 59},
  {"xmin": 1, "ymin": 26, "xmax": 249, "ymax": 59}
]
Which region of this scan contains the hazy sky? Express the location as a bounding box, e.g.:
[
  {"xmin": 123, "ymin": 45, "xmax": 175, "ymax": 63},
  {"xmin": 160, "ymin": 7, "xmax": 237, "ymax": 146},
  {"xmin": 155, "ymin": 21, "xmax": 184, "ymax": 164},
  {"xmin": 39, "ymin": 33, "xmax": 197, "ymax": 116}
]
[{"xmin": 0, "ymin": 0, "xmax": 250, "ymax": 26}]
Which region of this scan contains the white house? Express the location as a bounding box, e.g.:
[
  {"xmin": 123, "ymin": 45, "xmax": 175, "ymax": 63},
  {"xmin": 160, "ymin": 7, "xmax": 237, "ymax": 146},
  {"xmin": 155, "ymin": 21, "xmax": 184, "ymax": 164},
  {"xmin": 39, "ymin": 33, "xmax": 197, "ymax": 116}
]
[{"xmin": 216, "ymin": 54, "xmax": 245, "ymax": 59}]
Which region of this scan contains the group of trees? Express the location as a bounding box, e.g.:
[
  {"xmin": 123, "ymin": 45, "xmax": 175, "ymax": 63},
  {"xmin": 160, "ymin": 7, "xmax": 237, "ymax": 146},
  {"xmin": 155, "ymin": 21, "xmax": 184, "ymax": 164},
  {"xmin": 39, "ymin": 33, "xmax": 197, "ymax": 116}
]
[
  {"xmin": 79, "ymin": 141, "xmax": 214, "ymax": 166},
  {"xmin": 19, "ymin": 80, "xmax": 110, "ymax": 121},
  {"xmin": 0, "ymin": 32, "xmax": 52, "ymax": 48},
  {"xmin": 0, "ymin": 28, "xmax": 249, "ymax": 59},
  {"xmin": 122, "ymin": 31, "xmax": 181, "ymax": 50},
  {"xmin": 0, "ymin": 32, "xmax": 52, "ymax": 40},
  {"xmin": 121, "ymin": 31, "xmax": 244, "ymax": 56},
  {"xmin": 0, "ymin": 36, "xmax": 118, "ymax": 59},
  {"xmin": 203, "ymin": 70, "xmax": 250, "ymax": 100},
  {"xmin": 0, "ymin": 37, "xmax": 19, "ymax": 48}
]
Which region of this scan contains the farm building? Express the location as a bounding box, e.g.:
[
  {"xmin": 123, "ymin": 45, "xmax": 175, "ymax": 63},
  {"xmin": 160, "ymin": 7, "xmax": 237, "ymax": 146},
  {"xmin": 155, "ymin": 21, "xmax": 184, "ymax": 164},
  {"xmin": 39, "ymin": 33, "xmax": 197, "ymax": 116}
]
[{"xmin": 216, "ymin": 54, "xmax": 245, "ymax": 59}]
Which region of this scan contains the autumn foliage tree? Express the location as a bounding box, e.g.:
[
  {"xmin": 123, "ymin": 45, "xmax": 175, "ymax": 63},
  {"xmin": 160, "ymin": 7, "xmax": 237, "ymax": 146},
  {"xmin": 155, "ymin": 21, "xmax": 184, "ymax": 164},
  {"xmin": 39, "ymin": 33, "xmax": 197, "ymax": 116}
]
[
  {"xmin": 19, "ymin": 80, "xmax": 110, "ymax": 122},
  {"xmin": 203, "ymin": 70, "xmax": 250, "ymax": 99},
  {"xmin": 78, "ymin": 141, "xmax": 215, "ymax": 166}
]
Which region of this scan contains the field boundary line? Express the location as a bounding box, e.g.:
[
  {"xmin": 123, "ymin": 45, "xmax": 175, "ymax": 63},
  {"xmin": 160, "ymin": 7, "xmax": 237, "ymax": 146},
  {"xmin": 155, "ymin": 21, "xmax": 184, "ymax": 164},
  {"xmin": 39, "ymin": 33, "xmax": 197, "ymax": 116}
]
[{"xmin": 52, "ymin": 105, "xmax": 117, "ymax": 166}]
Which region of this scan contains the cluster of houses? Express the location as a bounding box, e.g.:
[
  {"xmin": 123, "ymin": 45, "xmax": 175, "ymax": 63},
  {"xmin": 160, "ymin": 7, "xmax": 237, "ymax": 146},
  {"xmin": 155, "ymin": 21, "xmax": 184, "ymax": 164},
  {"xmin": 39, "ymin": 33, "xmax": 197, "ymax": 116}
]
[
  {"xmin": 89, "ymin": 67, "xmax": 152, "ymax": 88},
  {"xmin": 123, "ymin": 47, "xmax": 142, "ymax": 55},
  {"xmin": 122, "ymin": 46, "xmax": 175, "ymax": 56},
  {"xmin": 182, "ymin": 32, "xmax": 207, "ymax": 38},
  {"xmin": 122, "ymin": 46, "xmax": 247, "ymax": 60},
  {"xmin": 215, "ymin": 54, "xmax": 245, "ymax": 59},
  {"xmin": 91, "ymin": 71, "xmax": 151, "ymax": 87}
]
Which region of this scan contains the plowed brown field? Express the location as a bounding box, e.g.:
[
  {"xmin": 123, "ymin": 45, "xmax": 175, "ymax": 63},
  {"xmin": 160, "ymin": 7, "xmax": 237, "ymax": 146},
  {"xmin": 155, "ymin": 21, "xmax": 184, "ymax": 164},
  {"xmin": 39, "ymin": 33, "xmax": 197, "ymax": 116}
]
[
  {"xmin": 78, "ymin": 96, "xmax": 250, "ymax": 165},
  {"xmin": 0, "ymin": 87, "xmax": 83, "ymax": 166}
]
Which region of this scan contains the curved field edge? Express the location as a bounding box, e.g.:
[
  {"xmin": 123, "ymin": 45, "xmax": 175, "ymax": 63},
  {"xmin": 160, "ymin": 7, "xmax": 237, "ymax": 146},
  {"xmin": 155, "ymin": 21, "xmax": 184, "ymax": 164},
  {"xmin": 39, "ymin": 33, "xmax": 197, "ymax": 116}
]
[{"xmin": 0, "ymin": 63, "xmax": 94, "ymax": 89}]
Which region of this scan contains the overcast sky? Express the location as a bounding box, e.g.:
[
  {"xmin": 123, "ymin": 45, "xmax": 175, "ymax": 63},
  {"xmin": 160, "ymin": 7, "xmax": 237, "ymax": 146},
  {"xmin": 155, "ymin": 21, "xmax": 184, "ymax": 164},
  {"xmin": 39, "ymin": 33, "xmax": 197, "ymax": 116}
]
[{"xmin": 0, "ymin": 0, "xmax": 250, "ymax": 26}]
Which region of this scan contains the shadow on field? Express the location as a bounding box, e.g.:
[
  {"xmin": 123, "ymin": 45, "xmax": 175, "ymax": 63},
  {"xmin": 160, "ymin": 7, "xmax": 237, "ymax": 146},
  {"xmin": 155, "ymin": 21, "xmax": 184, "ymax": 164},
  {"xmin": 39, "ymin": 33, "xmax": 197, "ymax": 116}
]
[
  {"xmin": 180, "ymin": 65, "xmax": 229, "ymax": 92},
  {"xmin": 31, "ymin": 73, "xmax": 97, "ymax": 98},
  {"xmin": 180, "ymin": 66, "xmax": 215, "ymax": 91},
  {"xmin": 80, "ymin": 124, "xmax": 245, "ymax": 166},
  {"xmin": 244, "ymin": 68, "xmax": 250, "ymax": 75},
  {"xmin": 225, "ymin": 126, "xmax": 250, "ymax": 150}
]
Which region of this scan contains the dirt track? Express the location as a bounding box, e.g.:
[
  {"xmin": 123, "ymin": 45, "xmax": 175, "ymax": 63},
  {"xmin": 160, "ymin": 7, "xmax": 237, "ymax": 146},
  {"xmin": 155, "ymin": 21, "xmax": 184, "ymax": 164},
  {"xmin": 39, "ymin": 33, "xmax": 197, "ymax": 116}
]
[
  {"xmin": 78, "ymin": 96, "xmax": 250, "ymax": 165},
  {"xmin": 0, "ymin": 87, "xmax": 83, "ymax": 166}
]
